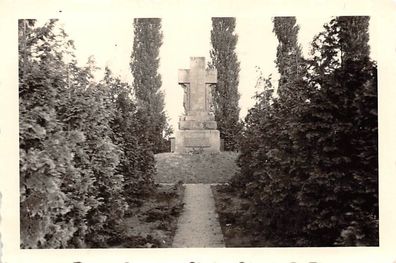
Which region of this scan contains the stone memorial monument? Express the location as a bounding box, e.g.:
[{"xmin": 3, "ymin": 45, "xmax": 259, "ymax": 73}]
[{"xmin": 174, "ymin": 57, "xmax": 220, "ymax": 153}]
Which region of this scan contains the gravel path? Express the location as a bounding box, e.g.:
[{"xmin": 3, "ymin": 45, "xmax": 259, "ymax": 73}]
[{"xmin": 172, "ymin": 184, "xmax": 225, "ymax": 247}]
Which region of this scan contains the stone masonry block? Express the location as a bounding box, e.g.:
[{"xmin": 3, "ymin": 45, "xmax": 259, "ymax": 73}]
[{"xmin": 175, "ymin": 130, "xmax": 220, "ymax": 153}]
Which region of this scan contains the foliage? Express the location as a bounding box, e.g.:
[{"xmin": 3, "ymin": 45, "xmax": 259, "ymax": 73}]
[
  {"xmin": 298, "ymin": 16, "xmax": 378, "ymax": 246},
  {"xmin": 19, "ymin": 19, "xmax": 157, "ymax": 248},
  {"xmin": 103, "ymin": 67, "xmax": 155, "ymax": 204},
  {"xmin": 209, "ymin": 17, "xmax": 243, "ymax": 151},
  {"xmin": 130, "ymin": 18, "xmax": 171, "ymax": 153},
  {"xmin": 232, "ymin": 16, "xmax": 378, "ymax": 246},
  {"xmin": 20, "ymin": 19, "xmax": 83, "ymax": 248}
]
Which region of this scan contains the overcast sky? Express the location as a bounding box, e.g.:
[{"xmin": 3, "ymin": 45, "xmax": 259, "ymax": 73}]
[{"xmin": 60, "ymin": 16, "xmax": 377, "ymax": 133}]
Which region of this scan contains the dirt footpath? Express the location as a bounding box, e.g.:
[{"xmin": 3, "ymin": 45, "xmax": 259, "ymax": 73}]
[{"xmin": 172, "ymin": 184, "xmax": 225, "ymax": 247}]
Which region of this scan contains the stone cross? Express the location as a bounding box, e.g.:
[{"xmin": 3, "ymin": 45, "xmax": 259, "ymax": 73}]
[
  {"xmin": 175, "ymin": 57, "xmax": 220, "ymax": 153},
  {"xmin": 178, "ymin": 57, "xmax": 217, "ymax": 113}
]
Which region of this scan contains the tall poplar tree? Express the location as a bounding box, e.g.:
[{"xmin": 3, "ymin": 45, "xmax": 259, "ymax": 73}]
[
  {"xmin": 130, "ymin": 18, "xmax": 167, "ymax": 153},
  {"xmin": 256, "ymin": 16, "xmax": 309, "ymax": 244},
  {"xmin": 273, "ymin": 17, "xmax": 307, "ymax": 105},
  {"xmin": 209, "ymin": 17, "xmax": 242, "ymax": 151}
]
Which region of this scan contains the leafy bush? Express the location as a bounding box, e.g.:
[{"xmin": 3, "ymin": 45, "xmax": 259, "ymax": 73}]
[
  {"xmin": 19, "ymin": 19, "xmax": 157, "ymax": 248},
  {"xmin": 232, "ymin": 16, "xmax": 378, "ymax": 246}
]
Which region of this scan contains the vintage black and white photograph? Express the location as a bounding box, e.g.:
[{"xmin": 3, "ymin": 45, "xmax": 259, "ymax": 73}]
[
  {"xmin": 17, "ymin": 14, "xmax": 379, "ymax": 249},
  {"xmin": 2, "ymin": 0, "xmax": 396, "ymax": 262}
]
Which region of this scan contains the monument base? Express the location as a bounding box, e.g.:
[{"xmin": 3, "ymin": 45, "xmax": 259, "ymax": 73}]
[
  {"xmin": 179, "ymin": 120, "xmax": 217, "ymax": 130},
  {"xmin": 175, "ymin": 130, "xmax": 220, "ymax": 153}
]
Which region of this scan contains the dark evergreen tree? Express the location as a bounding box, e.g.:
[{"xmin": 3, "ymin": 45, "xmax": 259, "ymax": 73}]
[
  {"xmin": 130, "ymin": 18, "xmax": 168, "ymax": 153},
  {"xmin": 209, "ymin": 17, "xmax": 242, "ymax": 151}
]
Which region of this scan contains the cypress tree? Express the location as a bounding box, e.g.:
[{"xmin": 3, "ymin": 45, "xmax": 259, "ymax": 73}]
[
  {"xmin": 130, "ymin": 18, "xmax": 167, "ymax": 153},
  {"xmin": 209, "ymin": 17, "xmax": 242, "ymax": 151}
]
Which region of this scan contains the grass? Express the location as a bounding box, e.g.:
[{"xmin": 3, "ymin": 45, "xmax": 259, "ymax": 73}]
[
  {"xmin": 109, "ymin": 182, "xmax": 185, "ymax": 248},
  {"xmin": 154, "ymin": 152, "xmax": 240, "ymax": 184},
  {"xmin": 211, "ymin": 184, "xmax": 272, "ymax": 247}
]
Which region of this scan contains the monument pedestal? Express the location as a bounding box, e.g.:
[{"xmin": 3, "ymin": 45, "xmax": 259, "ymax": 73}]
[{"xmin": 175, "ymin": 130, "xmax": 220, "ymax": 153}]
